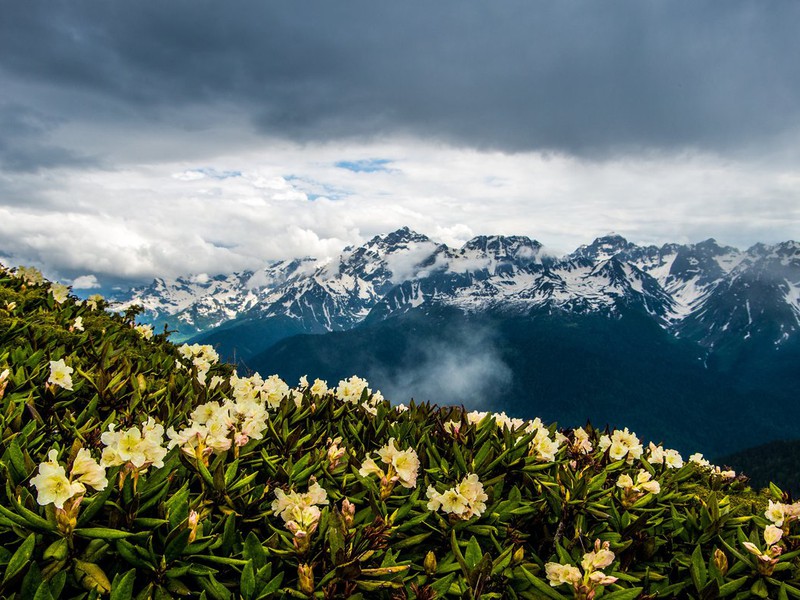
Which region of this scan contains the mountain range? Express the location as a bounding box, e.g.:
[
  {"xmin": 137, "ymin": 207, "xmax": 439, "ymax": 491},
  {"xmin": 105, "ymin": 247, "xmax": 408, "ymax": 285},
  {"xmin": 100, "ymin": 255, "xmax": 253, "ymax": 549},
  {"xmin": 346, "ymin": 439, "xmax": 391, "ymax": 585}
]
[{"xmin": 116, "ymin": 228, "xmax": 800, "ymax": 458}]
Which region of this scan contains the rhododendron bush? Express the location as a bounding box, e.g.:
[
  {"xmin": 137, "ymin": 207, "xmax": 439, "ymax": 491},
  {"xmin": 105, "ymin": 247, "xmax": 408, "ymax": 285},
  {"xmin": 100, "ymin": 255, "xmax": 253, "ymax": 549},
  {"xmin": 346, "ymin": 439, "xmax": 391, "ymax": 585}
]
[{"xmin": 0, "ymin": 264, "xmax": 799, "ymax": 600}]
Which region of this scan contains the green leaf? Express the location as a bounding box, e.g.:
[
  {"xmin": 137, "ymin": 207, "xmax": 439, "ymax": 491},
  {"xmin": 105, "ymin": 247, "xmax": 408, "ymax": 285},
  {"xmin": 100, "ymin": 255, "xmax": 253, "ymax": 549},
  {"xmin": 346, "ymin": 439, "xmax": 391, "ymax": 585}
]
[
  {"xmin": 74, "ymin": 527, "xmax": 139, "ymax": 540},
  {"xmin": 243, "ymin": 532, "xmax": 266, "ymax": 571},
  {"xmin": 429, "ymin": 572, "xmax": 456, "ymax": 597},
  {"xmin": 690, "ymin": 545, "xmax": 708, "ymax": 591},
  {"xmin": 718, "ymin": 576, "xmax": 748, "ymax": 597},
  {"xmin": 165, "ymin": 529, "xmax": 191, "ymax": 562},
  {"xmin": 465, "ymin": 536, "xmax": 482, "ymax": 570},
  {"xmin": 519, "ymin": 567, "xmax": 569, "ymax": 600},
  {"xmin": 33, "ymin": 581, "xmax": 55, "ymax": 600},
  {"xmin": 3, "ymin": 532, "xmax": 35, "ymax": 583},
  {"xmin": 602, "ymin": 588, "xmax": 645, "ymax": 600},
  {"xmin": 110, "ymin": 569, "xmax": 136, "ymax": 600},
  {"xmin": 240, "ymin": 560, "xmax": 255, "ymax": 600},
  {"xmin": 74, "ymin": 559, "xmax": 112, "ymax": 594}
]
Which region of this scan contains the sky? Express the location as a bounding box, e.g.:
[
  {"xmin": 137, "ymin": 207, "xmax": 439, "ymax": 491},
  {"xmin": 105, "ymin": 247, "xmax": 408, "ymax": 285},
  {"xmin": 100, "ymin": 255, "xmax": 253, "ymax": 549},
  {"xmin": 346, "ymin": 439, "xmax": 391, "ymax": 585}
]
[{"xmin": 1, "ymin": 1, "xmax": 799, "ymax": 288}]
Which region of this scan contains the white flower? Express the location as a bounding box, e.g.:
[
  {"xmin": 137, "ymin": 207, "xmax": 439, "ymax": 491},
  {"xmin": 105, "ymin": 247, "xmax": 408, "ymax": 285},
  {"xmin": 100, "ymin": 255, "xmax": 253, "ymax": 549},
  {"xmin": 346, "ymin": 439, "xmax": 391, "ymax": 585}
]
[
  {"xmin": 17, "ymin": 266, "xmax": 44, "ymax": 286},
  {"xmin": 70, "ymin": 448, "xmax": 108, "ymax": 491},
  {"xmin": 86, "ymin": 294, "xmax": 104, "ymax": 310},
  {"xmin": 48, "ymin": 359, "xmax": 74, "ymax": 391},
  {"xmin": 73, "ymin": 316, "xmax": 84, "ymax": 332},
  {"xmin": 134, "ymin": 323, "xmax": 154, "ymax": 340},
  {"xmin": 572, "ymin": 427, "xmax": 593, "ymax": 454},
  {"xmin": 765, "ymin": 500, "xmax": 786, "ymax": 527},
  {"xmin": 764, "ymin": 524, "xmax": 783, "ymax": 547},
  {"xmin": 261, "ymin": 374, "xmax": 289, "ymax": 409},
  {"xmin": 271, "ymin": 481, "xmax": 329, "ymax": 538},
  {"xmin": 444, "ymin": 420, "xmax": 461, "ymax": 435},
  {"xmin": 581, "ymin": 546, "xmax": 615, "ymax": 571},
  {"xmin": 30, "ymin": 450, "xmax": 85, "ymax": 509},
  {"xmin": 393, "ymin": 449, "xmax": 420, "ymax": 489},
  {"xmin": 310, "ymin": 378, "xmax": 328, "ymax": 397},
  {"xmin": 664, "ymin": 449, "xmax": 684, "ymax": 469},
  {"xmin": 616, "ymin": 473, "xmax": 635, "ymax": 490},
  {"xmin": 427, "ymin": 473, "xmax": 487, "ymax": 519},
  {"xmin": 531, "ymin": 428, "xmax": 561, "ymax": 462},
  {"xmin": 395, "ymin": 403, "xmax": 408, "ymax": 413},
  {"xmin": 545, "ymin": 563, "xmax": 582, "ymax": 587},
  {"xmin": 360, "ymin": 438, "xmax": 420, "ymax": 489},
  {"xmin": 466, "ymin": 410, "xmax": 489, "ymax": 425},
  {"xmin": 101, "ymin": 421, "xmax": 167, "ymax": 470},
  {"xmin": 689, "ymin": 453, "xmax": 710, "ymax": 467},
  {"xmin": 648, "ymin": 442, "xmax": 665, "ymax": 464},
  {"xmin": 336, "ymin": 375, "xmax": 370, "ymax": 404},
  {"xmin": 358, "ymin": 456, "xmax": 383, "ymax": 478},
  {"xmin": 49, "ymin": 283, "xmax": 70, "ymax": 304}
]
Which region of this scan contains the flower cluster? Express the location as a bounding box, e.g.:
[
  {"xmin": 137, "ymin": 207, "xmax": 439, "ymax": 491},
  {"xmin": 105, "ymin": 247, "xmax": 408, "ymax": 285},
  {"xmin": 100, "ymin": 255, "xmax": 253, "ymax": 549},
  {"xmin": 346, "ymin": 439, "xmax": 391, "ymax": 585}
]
[
  {"xmin": 427, "ymin": 473, "xmax": 488, "ymax": 520},
  {"xmin": 230, "ymin": 372, "xmax": 289, "ymax": 409},
  {"xmin": 167, "ymin": 394, "xmax": 270, "ymax": 458},
  {"xmin": 528, "ymin": 420, "xmax": 566, "ymax": 462},
  {"xmin": 546, "ymin": 539, "xmax": 618, "ymax": 598},
  {"xmin": 30, "ymin": 448, "xmax": 107, "ymax": 509},
  {"xmin": 326, "ymin": 436, "xmax": 347, "ymax": 469},
  {"xmin": 743, "ymin": 524, "xmax": 785, "ymax": 575},
  {"xmin": 616, "ymin": 469, "xmax": 660, "ymax": 505},
  {"xmin": 134, "ymin": 323, "xmax": 154, "ymax": 340},
  {"xmin": 101, "ymin": 418, "xmax": 168, "ymax": 472},
  {"xmin": 48, "ymin": 358, "xmax": 74, "ymax": 391},
  {"xmin": 688, "ymin": 453, "xmax": 735, "ymax": 478},
  {"xmin": 335, "ymin": 375, "xmax": 384, "ymax": 415},
  {"xmin": 177, "ymin": 343, "xmax": 219, "ymax": 384},
  {"xmin": 598, "ymin": 428, "xmax": 643, "ymax": 464},
  {"xmin": 271, "ymin": 481, "xmax": 329, "ymax": 551},
  {"xmin": 16, "ymin": 266, "xmax": 45, "ymax": 286},
  {"xmin": 647, "ymin": 442, "xmax": 684, "ymax": 468},
  {"xmin": 359, "ymin": 438, "xmax": 419, "ymax": 497},
  {"xmin": 765, "ymin": 499, "xmax": 800, "ymax": 529},
  {"xmin": 84, "ymin": 293, "xmax": 104, "ymax": 310},
  {"xmin": 569, "ymin": 427, "xmax": 594, "ymax": 454}
]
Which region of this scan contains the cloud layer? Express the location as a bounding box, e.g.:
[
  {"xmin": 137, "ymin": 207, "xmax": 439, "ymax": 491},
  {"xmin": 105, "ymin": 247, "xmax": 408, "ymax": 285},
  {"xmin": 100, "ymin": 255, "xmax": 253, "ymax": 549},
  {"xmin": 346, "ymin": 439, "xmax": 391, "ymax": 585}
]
[{"xmin": 0, "ymin": 2, "xmax": 798, "ymax": 284}]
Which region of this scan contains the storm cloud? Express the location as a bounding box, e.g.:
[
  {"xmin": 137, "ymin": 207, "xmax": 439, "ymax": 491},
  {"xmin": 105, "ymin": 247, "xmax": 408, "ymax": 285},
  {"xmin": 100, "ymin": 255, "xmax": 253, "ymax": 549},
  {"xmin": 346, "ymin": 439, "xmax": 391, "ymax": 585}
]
[
  {"xmin": 0, "ymin": 1, "xmax": 798, "ymax": 285},
  {"xmin": 2, "ymin": 1, "xmax": 799, "ymax": 158}
]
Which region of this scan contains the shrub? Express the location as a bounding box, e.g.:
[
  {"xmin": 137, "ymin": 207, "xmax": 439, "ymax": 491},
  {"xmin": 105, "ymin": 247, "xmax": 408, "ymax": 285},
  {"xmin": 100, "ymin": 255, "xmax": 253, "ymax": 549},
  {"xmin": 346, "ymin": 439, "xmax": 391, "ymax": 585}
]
[{"xmin": 0, "ymin": 263, "xmax": 798, "ymax": 599}]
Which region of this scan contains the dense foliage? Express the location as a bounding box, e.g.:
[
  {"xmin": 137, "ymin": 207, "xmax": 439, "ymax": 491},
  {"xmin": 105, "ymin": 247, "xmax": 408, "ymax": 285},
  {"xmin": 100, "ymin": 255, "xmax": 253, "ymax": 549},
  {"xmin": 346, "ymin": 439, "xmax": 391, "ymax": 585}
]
[{"xmin": 0, "ymin": 264, "xmax": 799, "ymax": 600}]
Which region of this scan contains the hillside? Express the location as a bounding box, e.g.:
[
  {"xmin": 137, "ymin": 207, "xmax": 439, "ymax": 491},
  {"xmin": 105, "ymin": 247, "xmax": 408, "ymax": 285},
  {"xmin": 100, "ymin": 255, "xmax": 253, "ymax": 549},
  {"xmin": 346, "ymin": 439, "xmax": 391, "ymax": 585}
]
[
  {"xmin": 252, "ymin": 307, "xmax": 789, "ymax": 458},
  {"xmin": 1, "ymin": 263, "xmax": 800, "ymax": 599}
]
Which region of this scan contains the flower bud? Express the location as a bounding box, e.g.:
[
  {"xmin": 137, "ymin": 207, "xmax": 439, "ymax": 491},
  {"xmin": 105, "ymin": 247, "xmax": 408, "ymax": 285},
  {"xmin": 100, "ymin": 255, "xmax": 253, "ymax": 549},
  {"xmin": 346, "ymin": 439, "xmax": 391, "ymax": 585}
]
[
  {"xmin": 424, "ymin": 551, "xmax": 437, "ymax": 575},
  {"xmin": 187, "ymin": 509, "xmax": 200, "ymax": 543},
  {"xmin": 713, "ymin": 548, "xmax": 728, "ymax": 575},
  {"xmin": 341, "ymin": 498, "xmax": 355, "ymax": 527},
  {"xmin": 298, "ymin": 563, "xmax": 314, "ymax": 594},
  {"xmin": 513, "ymin": 546, "xmax": 525, "ymax": 564}
]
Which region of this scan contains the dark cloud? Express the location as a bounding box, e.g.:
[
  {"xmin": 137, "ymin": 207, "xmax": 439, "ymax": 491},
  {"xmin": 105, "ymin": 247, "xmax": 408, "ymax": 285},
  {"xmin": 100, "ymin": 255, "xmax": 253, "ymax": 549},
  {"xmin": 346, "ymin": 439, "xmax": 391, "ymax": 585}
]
[{"xmin": 1, "ymin": 1, "xmax": 798, "ymax": 156}]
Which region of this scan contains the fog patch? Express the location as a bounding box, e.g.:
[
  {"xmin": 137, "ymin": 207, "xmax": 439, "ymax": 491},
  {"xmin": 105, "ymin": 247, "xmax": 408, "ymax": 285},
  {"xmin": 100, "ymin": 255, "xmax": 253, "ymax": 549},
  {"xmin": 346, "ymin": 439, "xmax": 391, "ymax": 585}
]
[{"xmin": 373, "ymin": 324, "xmax": 512, "ymax": 410}]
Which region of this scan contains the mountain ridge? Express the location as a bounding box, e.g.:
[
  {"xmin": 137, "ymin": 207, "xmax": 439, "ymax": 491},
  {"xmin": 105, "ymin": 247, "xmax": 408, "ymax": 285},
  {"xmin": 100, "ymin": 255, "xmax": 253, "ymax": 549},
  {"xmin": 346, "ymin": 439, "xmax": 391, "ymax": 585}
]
[{"xmin": 115, "ymin": 228, "xmax": 800, "ymax": 358}]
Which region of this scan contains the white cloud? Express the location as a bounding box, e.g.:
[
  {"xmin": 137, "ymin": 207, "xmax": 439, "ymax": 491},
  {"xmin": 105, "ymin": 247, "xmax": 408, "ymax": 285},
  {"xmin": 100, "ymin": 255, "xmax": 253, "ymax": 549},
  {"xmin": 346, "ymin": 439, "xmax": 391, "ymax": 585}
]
[
  {"xmin": 71, "ymin": 274, "xmax": 100, "ymax": 289},
  {"xmin": 1, "ymin": 137, "xmax": 798, "ymax": 285}
]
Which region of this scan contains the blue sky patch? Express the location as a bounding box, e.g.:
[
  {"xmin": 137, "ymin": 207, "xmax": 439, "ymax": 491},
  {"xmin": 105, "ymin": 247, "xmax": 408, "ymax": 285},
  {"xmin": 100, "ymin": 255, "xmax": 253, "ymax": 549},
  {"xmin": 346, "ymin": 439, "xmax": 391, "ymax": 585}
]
[{"xmin": 335, "ymin": 159, "xmax": 393, "ymax": 173}]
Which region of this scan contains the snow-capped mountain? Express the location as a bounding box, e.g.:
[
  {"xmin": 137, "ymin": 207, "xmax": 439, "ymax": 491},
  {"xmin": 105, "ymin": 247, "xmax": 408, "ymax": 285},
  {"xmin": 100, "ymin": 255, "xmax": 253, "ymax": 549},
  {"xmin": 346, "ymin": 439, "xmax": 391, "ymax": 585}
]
[
  {"xmin": 120, "ymin": 227, "xmax": 800, "ymax": 353},
  {"xmin": 115, "ymin": 258, "xmax": 317, "ymax": 339}
]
